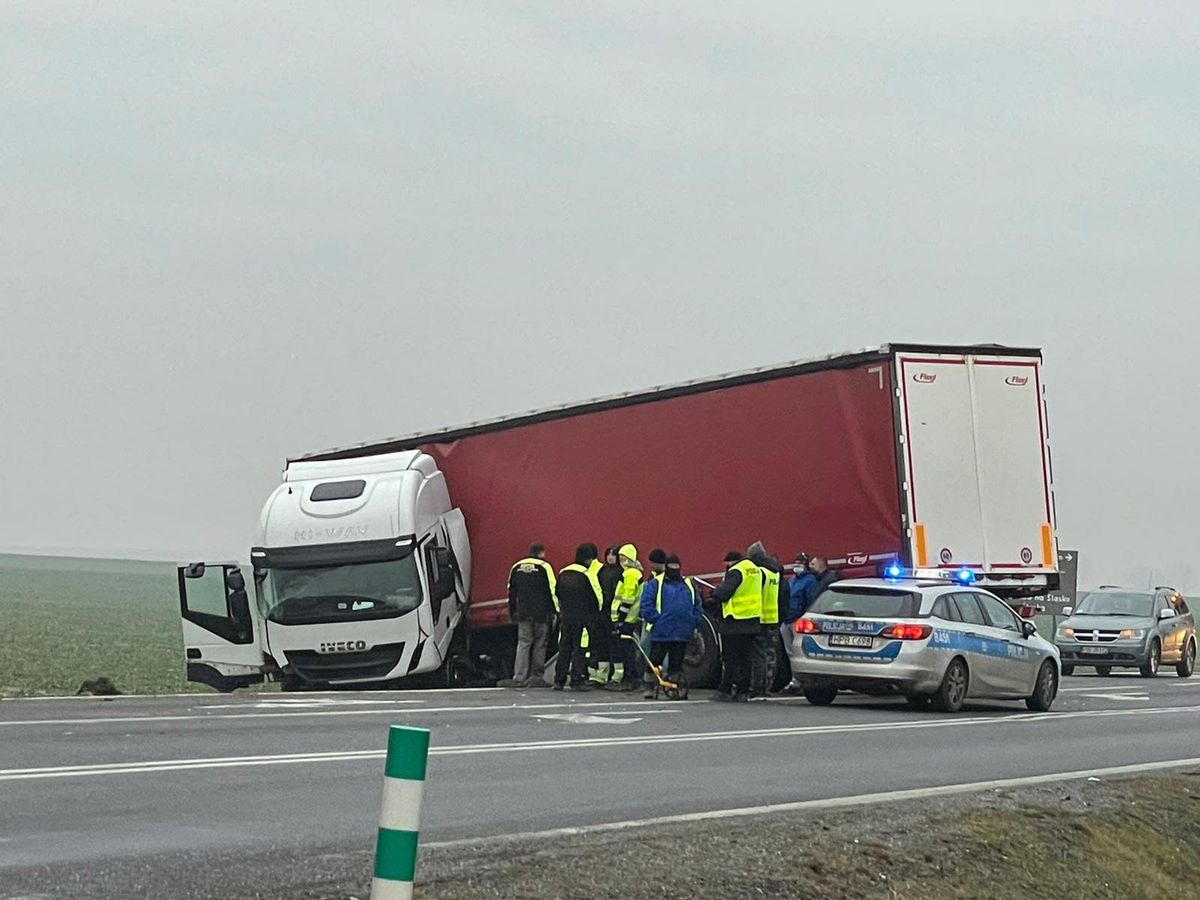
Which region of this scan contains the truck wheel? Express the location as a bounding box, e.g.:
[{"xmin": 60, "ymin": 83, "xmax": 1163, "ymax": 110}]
[
  {"xmin": 1025, "ymin": 661, "xmax": 1058, "ymax": 712},
  {"xmin": 1060, "ymin": 664, "xmax": 1074, "ymax": 677},
  {"xmin": 1177, "ymin": 639, "xmax": 1196, "ymax": 678},
  {"xmin": 1140, "ymin": 640, "xmax": 1161, "ymax": 678},
  {"xmin": 803, "ymin": 685, "xmax": 838, "ymax": 706},
  {"xmin": 932, "ymin": 658, "xmax": 968, "ymax": 713},
  {"xmin": 683, "ymin": 615, "xmax": 722, "ymax": 688}
]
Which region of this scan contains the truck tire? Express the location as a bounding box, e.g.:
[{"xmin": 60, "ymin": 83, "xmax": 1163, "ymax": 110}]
[
  {"xmin": 1025, "ymin": 660, "xmax": 1058, "ymax": 712},
  {"xmin": 932, "ymin": 658, "xmax": 968, "ymax": 713},
  {"xmin": 1140, "ymin": 640, "xmax": 1161, "ymax": 678},
  {"xmin": 1177, "ymin": 639, "xmax": 1196, "ymax": 678},
  {"xmin": 684, "ymin": 614, "xmax": 722, "ymax": 688}
]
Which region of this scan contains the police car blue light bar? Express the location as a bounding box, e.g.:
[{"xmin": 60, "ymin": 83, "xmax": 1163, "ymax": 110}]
[
  {"xmin": 954, "ymin": 568, "xmax": 976, "ymax": 584},
  {"xmin": 884, "ymin": 564, "xmax": 904, "ymax": 579}
]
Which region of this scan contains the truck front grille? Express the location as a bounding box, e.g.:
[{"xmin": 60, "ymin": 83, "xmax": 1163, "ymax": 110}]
[{"xmin": 286, "ymin": 642, "xmax": 406, "ymax": 683}]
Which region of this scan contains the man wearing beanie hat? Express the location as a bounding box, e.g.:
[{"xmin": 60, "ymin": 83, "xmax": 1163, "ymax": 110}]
[
  {"xmin": 710, "ymin": 549, "xmax": 763, "ymax": 701},
  {"xmin": 638, "ymin": 554, "xmax": 702, "ymax": 699}
]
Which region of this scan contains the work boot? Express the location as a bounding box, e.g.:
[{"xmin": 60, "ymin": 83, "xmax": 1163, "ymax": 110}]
[
  {"xmin": 566, "ymin": 682, "xmax": 591, "ymax": 692},
  {"xmin": 604, "ymin": 681, "xmax": 625, "ymax": 692},
  {"xmin": 643, "ymin": 684, "xmax": 657, "ymax": 700},
  {"xmin": 733, "ymin": 693, "xmax": 749, "ymax": 703},
  {"xmin": 710, "ymin": 691, "xmax": 736, "ymax": 703},
  {"xmin": 496, "ymin": 678, "xmax": 521, "ymax": 688},
  {"xmin": 552, "ymin": 684, "xmax": 564, "ymax": 692}
]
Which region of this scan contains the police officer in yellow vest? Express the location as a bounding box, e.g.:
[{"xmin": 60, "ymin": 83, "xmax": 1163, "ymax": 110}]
[
  {"xmin": 710, "ymin": 549, "xmax": 762, "ymax": 702},
  {"xmin": 606, "ymin": 543, "xmax": 644, "ymax": 691},
  {"xmin": 748, "ymin": 541, "xmax": 784, "ymax": 700}
]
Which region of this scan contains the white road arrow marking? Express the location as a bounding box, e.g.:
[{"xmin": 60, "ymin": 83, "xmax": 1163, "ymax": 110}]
[{"xmin": 533, "ymin": 713, "xmax": 644, "ymax": 724}]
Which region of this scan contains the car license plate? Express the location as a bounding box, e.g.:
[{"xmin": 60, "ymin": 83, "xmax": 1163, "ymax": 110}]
[
  {"xmin": 1081, "ymin": 647, "xmax": 1109, "ymax": 655},
  {"xmin": 828, "ymin": 634, "xmax": 874, "ymax": 648}
]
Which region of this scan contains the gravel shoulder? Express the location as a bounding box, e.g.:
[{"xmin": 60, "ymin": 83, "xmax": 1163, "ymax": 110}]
[{"xmin": 6, "ymin": 771, "xmax": 1200, "ymax": 900}]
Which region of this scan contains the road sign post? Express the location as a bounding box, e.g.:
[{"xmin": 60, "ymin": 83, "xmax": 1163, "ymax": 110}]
[{"xmin": 371, "ymin": 726, "xmax": 430, "ymax": 900}]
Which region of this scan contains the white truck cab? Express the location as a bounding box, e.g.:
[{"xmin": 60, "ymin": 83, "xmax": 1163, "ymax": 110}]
[{"xmin": 179, "ymin": 451, "xmax": 471, "ymax": 691}]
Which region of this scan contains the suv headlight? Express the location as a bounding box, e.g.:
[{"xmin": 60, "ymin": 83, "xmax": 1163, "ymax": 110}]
[
  {"xmin": 1119, "ymin": 628, "xmax": 1146, "ymax": 640},
  {"xmin": 1057, "ymin": 626, "xmax": 1074, "ymax": 640}
]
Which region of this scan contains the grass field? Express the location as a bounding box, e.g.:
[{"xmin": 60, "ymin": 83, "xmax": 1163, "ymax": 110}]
[{"xmin": 0, "ymin": 553, "xmax": 210, "ymax": 697}]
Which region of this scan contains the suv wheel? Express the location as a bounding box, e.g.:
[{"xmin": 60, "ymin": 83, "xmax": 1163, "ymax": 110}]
[
  {"xmin": 1026, "ymin": 661, "xmax": 1058, "ymax": 712},
  {"xmin": 932, "ymin": 658, "xmax": 968, "ymax": 713},
  {"xmin": 1140, "ymin": 640, "xmax": 1161, "ymax": 678},
  {"xmin": 1177, "ymin": 639, "xmax": 1196, "ymax": 679}
]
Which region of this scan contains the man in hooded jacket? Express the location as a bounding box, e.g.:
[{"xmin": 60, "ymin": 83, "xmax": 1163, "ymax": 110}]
[
  {"xmin": 553, "ymin": 543, "xmax": 603, "ymax": 692},
  {"xmin": 607, "ymin": 543, "xmax": 644, "ymax": 691}
]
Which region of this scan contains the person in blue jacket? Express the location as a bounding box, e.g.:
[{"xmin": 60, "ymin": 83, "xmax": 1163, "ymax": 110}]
[
  {"xmin": 638, "ymin": 553, "xmax": 703, "ymax": 699},
  {"xmin": 781, "ymin": 552, "xmax": 817, "ymax": 695}
]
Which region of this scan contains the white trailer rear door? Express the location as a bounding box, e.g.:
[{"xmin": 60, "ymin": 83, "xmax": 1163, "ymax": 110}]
[{"xmin": 896, "ymin": 351, "xmax": 1055, "ymax": 582}]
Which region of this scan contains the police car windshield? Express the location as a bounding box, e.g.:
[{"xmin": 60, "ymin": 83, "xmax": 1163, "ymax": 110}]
[
  {"xmin": 1075, "ymin": 592, "xmax": 1154, "ymax": 617},
  {"xmin": 808, "ymin": 587, "xmax": 920, "ymax": 618}
]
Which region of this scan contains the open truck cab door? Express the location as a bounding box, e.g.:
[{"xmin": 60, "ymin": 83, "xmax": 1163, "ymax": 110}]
[{"xmin": 178, "ymin": 561, "xmax": 266, "ymax": 692}]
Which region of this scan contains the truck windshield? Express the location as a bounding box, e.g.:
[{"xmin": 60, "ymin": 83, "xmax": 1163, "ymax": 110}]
[
  {"xmin": 808, "ymin": 587, "xmax": 920, "ymax": 618},
  {"xmin": 1075, "ymin": 592, "xmax": 1154, "ymax": 617},
  {"xmin": 256, "ymin": 554, "xmax": 423, "ymax": 625}
]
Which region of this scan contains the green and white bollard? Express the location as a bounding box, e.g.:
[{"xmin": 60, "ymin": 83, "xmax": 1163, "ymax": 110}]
[{"xmin": 370, "ymin": 725, "xmax": 430, "ymax": 900}]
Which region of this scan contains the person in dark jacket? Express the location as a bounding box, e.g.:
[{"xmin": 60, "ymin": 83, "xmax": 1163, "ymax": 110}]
[
  {"xmin": 747, "ymin": 541, "xmax": 785, "ymax": 699},
  {"xmin": 553, "ymin": 543, "xmax": 603, "ymax": 692},
  {"xmin": 781, "ymin": 552, "xmax": 817, "ymax": 695},
  {"xmin": 638, "ymin": 554, "xmax": 703, "ymax": 698},
  {"xmin": 709, "ymin": 550, "xmax": 762, "ymax": 702},
  {"xmin": 587, "ymin": 546, "xmax": 624, "ymax": 684},
  {"xmin": 504, "ymin": 543, "xmax": 557, "ymax": 687},
  {"xmin": 809, "ymin": 555, "xmax": 839, "ymax": 597}
]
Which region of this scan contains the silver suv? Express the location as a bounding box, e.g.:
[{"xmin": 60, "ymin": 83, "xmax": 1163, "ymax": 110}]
[{"xmin": 1055, "ymin": 587, "xmax": 1196, "ymax": 678}]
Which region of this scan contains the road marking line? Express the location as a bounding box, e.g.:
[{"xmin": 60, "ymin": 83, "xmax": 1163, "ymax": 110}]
[
  {"xmin": 3, "ymin": 704, "xmax": 1199, "ymax": 782},
  {"xmin": 532, "ymin": 713, "xmax": 645, "ymax": 724},
  {"xmin": 0, "ymin": 700, "xmax": 695, "ymax": 728},
  {"xmin": 421, "ymin": 756, "xmax": 1200, "ymax": 851},
  {"xmin": 1058, "ymin": 685, "xmax": 1145, "ymax": 693},
  {"xmin": 1077, "ymin": 694, "xmax": 1149, "ymax": 701},
  {"xmin": 3, "ymin": 688, "xmax": 506, "ymax": 702}
]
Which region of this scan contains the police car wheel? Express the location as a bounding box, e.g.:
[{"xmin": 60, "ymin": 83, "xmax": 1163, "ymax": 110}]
[
  {"xmin": 1026, "ymin": 660, "xmax": 1057, "ymax": 712},
  {"xmin": 932, "ymin": 658, "xmax": 968, "ymax": 713},
  {"xmin": 803, "ymin": 685, "xmax": 838, "ymax": 706}
]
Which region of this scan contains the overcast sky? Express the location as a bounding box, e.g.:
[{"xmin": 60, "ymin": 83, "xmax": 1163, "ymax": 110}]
[{"xmin": 2, "ymin": 3, "xmax": 1197, "ymax": 591}]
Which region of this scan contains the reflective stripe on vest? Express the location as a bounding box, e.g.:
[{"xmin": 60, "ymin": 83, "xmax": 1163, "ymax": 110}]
[
  {"xmin": 760, "ymin": 568, "xmax": 780, "ymax": 625},
  {"xmin": 723, "ymin": 559, "xmax": 762, "ymax": 620},
  {"xmin": 655, "ymin": 575, "xmax": 697, "ymax": 609}
]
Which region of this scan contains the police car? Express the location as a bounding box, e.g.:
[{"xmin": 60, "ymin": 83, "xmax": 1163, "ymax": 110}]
[{"xmin": 790, "ymin": 568, "xmax": 1060, "ymax": 713}]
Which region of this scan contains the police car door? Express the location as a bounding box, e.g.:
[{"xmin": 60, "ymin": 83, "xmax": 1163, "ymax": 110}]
[
  {"xmin": 973, "ymin": 592, "xmax": 1038, "ymax": 693},
  {"xmin": 948, "ymin": 592, "xmax": 1004, "ymax": 694}
]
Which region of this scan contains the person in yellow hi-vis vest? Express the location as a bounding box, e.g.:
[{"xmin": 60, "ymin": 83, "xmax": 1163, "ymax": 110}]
[
  {"xmin": 710, "ymin": 549, "xmax": 763, "ymax": 702},
  {"xmin": 606, "ymin": 543, "xmax": 644, "ymax": 691},
  {"xmin": 748, "ymin": 540, "xmax": 784, "ymax": 700}
]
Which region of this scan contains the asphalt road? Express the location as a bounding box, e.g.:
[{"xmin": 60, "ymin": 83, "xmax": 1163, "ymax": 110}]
[{"xmin": 3, "ymin": 673, "xmax": 1200, "ymax": 898}]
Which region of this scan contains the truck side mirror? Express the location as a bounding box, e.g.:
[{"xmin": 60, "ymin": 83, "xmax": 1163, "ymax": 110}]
[
  {"xmin": 184, "ymin": 562, "xmax": 206, "ymax": 579},
  {"xmin": 435, "ymin": 548, "xmax": 455, "ymax": 600}
]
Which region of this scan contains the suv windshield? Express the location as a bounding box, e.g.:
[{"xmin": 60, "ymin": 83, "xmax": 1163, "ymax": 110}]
[
  {"xmin": 808, "ymin": 587, "xmax": 920, "ymax": 618},
  {"xmin": 1075, "ymin": 592, "xmax": 1154, "ymax": 617},
  {"xmin": 256, "ymin": 553, "xmax": 423, "ymax": 625}
]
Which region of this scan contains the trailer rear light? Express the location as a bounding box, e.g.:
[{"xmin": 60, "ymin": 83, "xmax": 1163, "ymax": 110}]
[
  {"xmin": 794, "ymin": 618, "xmax": 822, "ymax": 635},
  {"xmin": 880, "ymin": 623, "xmax": 932, "ymax": 641}
]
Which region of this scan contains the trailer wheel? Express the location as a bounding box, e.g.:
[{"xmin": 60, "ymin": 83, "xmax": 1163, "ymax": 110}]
[{"xmin": 683, "ymin": 615, "xmax": 722, "ymax": 688}]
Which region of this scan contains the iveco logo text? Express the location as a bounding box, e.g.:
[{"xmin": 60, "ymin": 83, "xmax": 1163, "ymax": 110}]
[
  {"xmin": 1005, "ymin": 375, "xmax": 1029, "ymax": 386},
  {"xmin": 913, "ymin": 372, "xmax": 936, "ymax": 383},
  {"xmin": 318, "ymin": 641, "xmax": 368, "ymax": 654}
]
